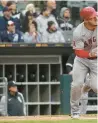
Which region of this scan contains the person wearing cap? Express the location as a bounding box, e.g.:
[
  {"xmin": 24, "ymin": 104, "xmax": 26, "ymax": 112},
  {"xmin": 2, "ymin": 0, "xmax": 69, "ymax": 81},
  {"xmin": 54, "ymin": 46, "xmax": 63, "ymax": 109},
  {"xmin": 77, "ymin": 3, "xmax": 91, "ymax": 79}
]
[
  {"xmin": 0, "ymin": 81, "xmax": 26, "ymax": 116},
  {"xmin": 70, "ymin": 7, "xmax": 97, "ymax": 118},
  {"xmin": 0, "ymin": 6, "xmax": 21, "ymax": 31},
  {"xmin": 42, "ymin": 20, "xmax": 65, "ymax": 43},
  {"xmin": 0, "ymin": 20, "xmax": 24, "ymax": 43}
]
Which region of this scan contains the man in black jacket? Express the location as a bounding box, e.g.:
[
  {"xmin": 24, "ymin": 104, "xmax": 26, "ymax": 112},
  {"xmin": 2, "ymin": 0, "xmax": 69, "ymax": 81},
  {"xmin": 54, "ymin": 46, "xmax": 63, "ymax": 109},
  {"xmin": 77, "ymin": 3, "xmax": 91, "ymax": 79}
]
[{"xmin": 0, "ymin": 81, "xmax": 26, "ymax": 116}]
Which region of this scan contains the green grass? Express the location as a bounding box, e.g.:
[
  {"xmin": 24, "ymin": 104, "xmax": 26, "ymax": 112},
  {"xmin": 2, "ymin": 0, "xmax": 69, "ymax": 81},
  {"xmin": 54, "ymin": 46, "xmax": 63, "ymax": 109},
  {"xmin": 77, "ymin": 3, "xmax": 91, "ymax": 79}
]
[{"xmin": 0, "ymin": 120, "xmax": 97, "ymax": 123}]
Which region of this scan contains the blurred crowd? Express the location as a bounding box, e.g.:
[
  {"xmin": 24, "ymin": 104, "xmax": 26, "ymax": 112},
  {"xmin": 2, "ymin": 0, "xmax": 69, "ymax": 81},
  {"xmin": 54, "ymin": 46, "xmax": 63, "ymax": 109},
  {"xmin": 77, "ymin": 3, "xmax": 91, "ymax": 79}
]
[
  {"xmin": 0, "ymin": 0, "xmax": 97, "ymax": 43},
  {"xmin": 0, "ymin": 0, "xmax": 75, "ymax": 43}
]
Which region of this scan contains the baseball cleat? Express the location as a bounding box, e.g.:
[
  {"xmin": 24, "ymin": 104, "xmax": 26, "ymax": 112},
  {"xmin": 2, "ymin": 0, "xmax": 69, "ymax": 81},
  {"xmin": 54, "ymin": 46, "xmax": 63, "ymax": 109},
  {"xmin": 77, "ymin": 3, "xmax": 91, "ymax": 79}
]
[{"xmin": 71, "ymin": 113, "xmax": 80, "ymax": 119}]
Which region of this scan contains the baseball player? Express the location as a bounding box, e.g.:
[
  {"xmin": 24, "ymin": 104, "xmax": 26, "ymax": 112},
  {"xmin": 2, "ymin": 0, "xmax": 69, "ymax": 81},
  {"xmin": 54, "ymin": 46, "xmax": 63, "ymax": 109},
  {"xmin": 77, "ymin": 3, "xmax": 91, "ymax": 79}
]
[
  {"xmin": 70, "ymin": 7, "xmax": 97, "ymax": 118},
  {"xmin": 66, "ymin": 53, "xmax": 89, "ymax": 115}
]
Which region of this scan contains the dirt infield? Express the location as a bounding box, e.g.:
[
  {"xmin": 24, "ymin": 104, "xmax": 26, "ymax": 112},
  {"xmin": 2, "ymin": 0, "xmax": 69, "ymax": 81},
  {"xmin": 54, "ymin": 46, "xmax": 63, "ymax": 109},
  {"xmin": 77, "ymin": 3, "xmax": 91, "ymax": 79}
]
[{"xmin": 0, "ymin": 115, "xmax": 97, "ymax": 121}]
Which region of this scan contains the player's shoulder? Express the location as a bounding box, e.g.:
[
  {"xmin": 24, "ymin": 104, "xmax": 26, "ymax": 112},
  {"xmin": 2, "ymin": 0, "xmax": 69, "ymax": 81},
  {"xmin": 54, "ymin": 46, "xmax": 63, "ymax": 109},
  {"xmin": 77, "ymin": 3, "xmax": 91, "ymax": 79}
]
[
  {"xmin": 74, "ymin": 22, "xmax": 83, "ymax": 33},
  {"xmin": 73, "ymin": 22, "xmax": 84, "ymax": 38}
]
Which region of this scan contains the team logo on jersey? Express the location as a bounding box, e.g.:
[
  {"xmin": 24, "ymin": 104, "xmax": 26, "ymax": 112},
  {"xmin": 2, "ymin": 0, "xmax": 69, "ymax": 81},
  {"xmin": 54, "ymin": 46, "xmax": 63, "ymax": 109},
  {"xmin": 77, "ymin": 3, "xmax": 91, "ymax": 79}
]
[{"xmin": 84, "ymin": 37, "xmax": 96, "ymax": 50}]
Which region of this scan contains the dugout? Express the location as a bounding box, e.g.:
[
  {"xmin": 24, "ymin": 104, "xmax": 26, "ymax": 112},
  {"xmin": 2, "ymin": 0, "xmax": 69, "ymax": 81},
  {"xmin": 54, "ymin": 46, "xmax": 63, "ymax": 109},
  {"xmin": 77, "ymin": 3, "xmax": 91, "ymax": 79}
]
[
  {"xmin": 0, "ymin": 43, "xmax": 73, "ymax": 115},
  {"xmin": 0, "ymin": 0, "xmax": 97, "ymax": 116}
]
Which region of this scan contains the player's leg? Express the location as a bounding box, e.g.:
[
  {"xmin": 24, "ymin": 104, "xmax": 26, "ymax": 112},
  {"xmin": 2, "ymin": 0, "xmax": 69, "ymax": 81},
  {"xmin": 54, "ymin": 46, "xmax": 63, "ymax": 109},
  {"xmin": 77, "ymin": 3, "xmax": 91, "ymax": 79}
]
[
  {"xmin": 80, "ymin": 59, "xmax": 97, "ymax": 115},
  {"xmin": 89, "ymin": 59, "xmax": 97, "ymax": 93},
  {"xmin": 82, "ymin": 84, "xmax": 91, "ymax": 93},
  {"xmin": 80, "ymin": 92, "xmax": 88, "ymax": 114},
  {"xmin": 70, "ymin": 57, "xmax": 88, "ymax": 117},
  {"xmin": 80, "ymin": 73, "xmax": 91, "ymax": 115}
]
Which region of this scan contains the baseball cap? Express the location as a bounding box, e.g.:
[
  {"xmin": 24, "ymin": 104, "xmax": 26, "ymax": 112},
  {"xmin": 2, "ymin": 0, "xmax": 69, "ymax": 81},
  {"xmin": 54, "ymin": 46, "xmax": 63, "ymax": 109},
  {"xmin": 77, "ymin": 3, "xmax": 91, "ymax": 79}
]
[
  {"xmin": 8, "ymin": 81, "xmax": 17, "ymax": 88},
  {"xmin": 80, "ymin": 6, "xmax": 97, "ymax": 20},
  {"xmin": 7, "ymin": 20, "xmax": 15, "ymax": 26},
  {"xmin": 47, "ymin": 21, "xmax": 55, "ymax": 27},
  {"xmin": 3, "ymin": 7, "xmax": 9, "ymax": 12}
]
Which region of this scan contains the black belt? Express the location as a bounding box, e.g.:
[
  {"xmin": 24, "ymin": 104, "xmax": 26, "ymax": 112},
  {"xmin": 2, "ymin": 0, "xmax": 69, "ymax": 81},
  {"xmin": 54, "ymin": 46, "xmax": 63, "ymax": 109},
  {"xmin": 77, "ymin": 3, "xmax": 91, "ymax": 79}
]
[{"xmin": 88, "ymin": 57, "xmax": 97, "ymax": 60}]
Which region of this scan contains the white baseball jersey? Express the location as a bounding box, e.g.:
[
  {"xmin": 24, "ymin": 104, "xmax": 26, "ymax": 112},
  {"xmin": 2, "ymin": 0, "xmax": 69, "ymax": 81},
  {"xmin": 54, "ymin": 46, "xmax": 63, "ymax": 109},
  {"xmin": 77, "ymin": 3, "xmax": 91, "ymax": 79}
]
[
  {"xmin": 73, "ymin": 22, "xmax": 97, "ymax": 52},
  {"xmin": 70, "ymin": 22, "xmax": 97, "ymax": 116}
]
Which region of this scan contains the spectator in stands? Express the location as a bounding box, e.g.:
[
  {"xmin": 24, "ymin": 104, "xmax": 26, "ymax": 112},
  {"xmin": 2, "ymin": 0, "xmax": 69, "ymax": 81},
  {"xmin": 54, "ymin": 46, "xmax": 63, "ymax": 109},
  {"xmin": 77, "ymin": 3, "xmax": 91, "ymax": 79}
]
[
  {"xmin": 20, "ymin": 3, "xmax": 37, "ymax": 31},
  {"xmin": 24, "ymin": 21, "xmax": 41, "ymax": 43},
  {"xmin": 46, "ymin": 0, "xmax": 56, "ymax": 11},
  {"xmin": 36, "ymin": 7, "xmax": 58, "ymax": 36},
  {"xmin": 0, "ymin": 81, "xmax": 26, "ymax": 116},
  {"xmin": 58, "ymin": 7, "xmax": 73, "ymax": 31},
  {"xmin": 6, "ymin": 1, "xmax": 19, "ymax": 18},
  {"xmin": 6, "ymin": 1, "xmax": 21, "ymax": 30},
  {"xmin": 22, "ymin": 11, "xmax": 36, "ymax": 33},
  {"xmin": 0, "ymin": 20, "xmax": 24, "ymax": 43},
  {"xmin": 46, "ymin": 0, "xmax": 57, "ymax": 18},
  {"xmin": 20, "ymin": 3, "xmax": 36, "ymax": 18},
  {"xmin": 0, "ymin": 0, "xmax": 8, "ymax": 16},
  {"xmin": 58, "ymin": 7, "xmax": 74, "ymax": 43},
  {"xmin": 25, "ymin": 3, "xmax": 38, "ymax": 18},
  {"xmin": 42, "ymin": 21, "xmax": 65, "ymax": 43},
  {"xmin": 0, "ymin": 6, "xmax": 21, "ymax": 31}
]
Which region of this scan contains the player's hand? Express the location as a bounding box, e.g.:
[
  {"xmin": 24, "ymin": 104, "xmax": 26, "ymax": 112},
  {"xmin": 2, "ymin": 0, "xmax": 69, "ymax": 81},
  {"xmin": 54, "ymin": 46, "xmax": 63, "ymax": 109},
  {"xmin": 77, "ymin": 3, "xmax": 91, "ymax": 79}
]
[
  {"xmin": 89, "ymin": 52, "xmax": 97, "ymax": 57},
  {"xmin": 89, "ymin": 48, "xmax": 97, "ymax": 57}
]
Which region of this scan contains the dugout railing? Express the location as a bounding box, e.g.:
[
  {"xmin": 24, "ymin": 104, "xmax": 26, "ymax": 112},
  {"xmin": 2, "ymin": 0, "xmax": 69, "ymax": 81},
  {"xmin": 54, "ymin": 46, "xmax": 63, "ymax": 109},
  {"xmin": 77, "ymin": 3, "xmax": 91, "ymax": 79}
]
[{"xmin": 0, "ymin": 77, "xmax": 8, "ymax": 116}]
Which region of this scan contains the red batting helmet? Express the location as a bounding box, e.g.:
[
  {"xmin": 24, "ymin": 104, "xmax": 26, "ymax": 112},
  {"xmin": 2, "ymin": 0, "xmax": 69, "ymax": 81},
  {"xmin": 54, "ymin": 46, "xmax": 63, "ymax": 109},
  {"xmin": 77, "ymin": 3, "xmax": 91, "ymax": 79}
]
[{"xmin": 80, "ymin": 7, "xmax": 97, "ymax": 20}]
